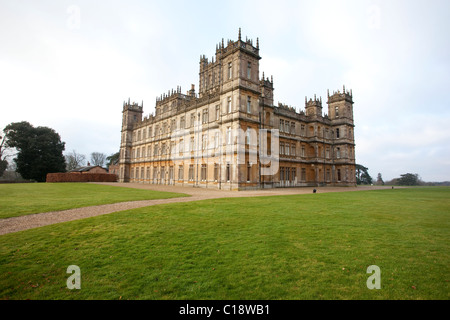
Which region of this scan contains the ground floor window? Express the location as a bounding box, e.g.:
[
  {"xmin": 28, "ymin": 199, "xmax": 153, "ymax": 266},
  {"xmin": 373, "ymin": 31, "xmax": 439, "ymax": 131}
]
[
  {"xmin": 189, "ymin": 164, "xmax": 194, "ymax": 181},
  {"xmin": 301, "ymin": 168, "xmax": 306, "ymax": 182},
  {"xmin": 214, "ymin": 163, "xmax": 219, "ymax": 181},
  {"xmin": 178, "ymin": 165, "xmax": 184, "ymax": 180},
  {"xmin": 201, "ymin": 164, "xmax": 207, "ymax": 181}
]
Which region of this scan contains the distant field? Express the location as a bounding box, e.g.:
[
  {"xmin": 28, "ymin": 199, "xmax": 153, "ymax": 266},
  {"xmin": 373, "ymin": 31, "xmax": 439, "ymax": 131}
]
[
  {"xmin": 0, "ymin": 187, "xmax": 448, "ymax": 300},
  {"xmin": 0, "ymin": 183, "xmax": 189, "ymax": 219}
]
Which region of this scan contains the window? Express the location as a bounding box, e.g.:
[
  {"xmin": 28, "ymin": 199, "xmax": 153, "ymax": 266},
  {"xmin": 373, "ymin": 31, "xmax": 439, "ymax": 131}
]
[
  {"xmin": 215, "ymin": 105, "xmax": 220, "ymax": 120},
  {"xmin": 286, "ymin": 144, "xmax": 290, "ymax": 156},
  {"xmin": 202, "ymin": 134, "xmax": 207, "ymax": 151},
  {"xmin": 301, "ymin": 125, "xmax": 305, "ymax": 136},
  {"xmin": 179, "ymin": 139, "xmax": 184, "ymax": 154},
  {"xmin": 190, "ymin": 113, "xmax": 195, "ymax": 127},
  {"xmin": 169, "ymin": 166, "xmax": 174, "ymax": 181},
  {"xmin": 202, "ymin": 109, "xmax": 209, "ymax": 124},
  {"xmin": 280, "ymin": 119, "xmax": 284, "ymax": 132},
  {"xmin": 247, "ymin": 96, "xmax": 251, "ymax": 113},
  {"xmin": 214, "ymin": 163, "xmax": 219, "ymax": 181},
  {"xmin": 214, "ymin": 132, "xmax": 219, "ymax": 149},
  {"xmin": 228, "ymin": 62, "xmax": 232, "ymax": 79},
  {"xmin": 146, "ymin": 167, "xmax": 150, "ymax": 179},
  {"xmin": 147, "ymin": 145, "xmax": 151, "ymax": 157},
  {"xmin": 178, "ymin": 165, "xmax": 184, "ymax": 180},
  {"xmin": 188, "ymin": 165, "xmax": 194, "ymax": 181},
  {"xmin": 336, "ymin": 128, "xmax": 340, "ymax": 139},
  {"xmin": 335, "ymin": 106, "xmax": 339, "ymax": 117},
  {"xmin": 226, "ymin": 163, "xmax": 231, "ymax": 181},
  {"xmin": 227, "ymin": 97, "xmax": 232, "ymax": 113},
  {"xmin": 201, "ymin": 164, "xmax": 207, "ymax": 181},
  {"xmin": 301, "ymin": 146, "xmax": 305, "ymax": 157},
  {"xmin": 171, "ymin": 119, "xmax": 176, "ymax": 132},
  {"xmin": 246, "ymin": 130, "xmax": 251, "ymax": 145},
  {"xmin": 326, "ymin": 148, "xmax": 330, "ymax": 159},
  {"xmin": 160, "ymin": 166, "xmax": 165, "ymax": 181},
  {"xmin": 190, "ymin": 137, "xmax": 195, "ymax": 152},
  {"xmin": 180, "ymin": 116, "xmax": 185, "ymax": 129},
  {"xmin": 301, "ymin": 168, "xmax": 306, "ymax": 182},
  {"xmin": 247, "ymin": 62, "xmax": 251, "ymax": 79},
  {"xmin": 291, "ymin": 122, "xmax": 295, "ymax": 134},
  {"xmin": 337, "ymin": 169, "xmax": 341, "ymax": 181},
  {"xmin": 336, "ymin": 147, "xmax": 341, "ymax": 159},
  {"xmin": 280, "ymin": 142, "xmax": 285, "ymax": 155},
  {"xmin": 247, "ymin": 162, "xmax": 251, "ymax": 182},
  {"xmin": 226, "ymin": 127, "xmax": 232, "ymax": 144},
  {"xmin": 291, "ymin": 144, "xmax": 296, "ymax": 157},
  {"xmin": 153, "ymin": 167, "xmax": 157, "ymax": 182}
]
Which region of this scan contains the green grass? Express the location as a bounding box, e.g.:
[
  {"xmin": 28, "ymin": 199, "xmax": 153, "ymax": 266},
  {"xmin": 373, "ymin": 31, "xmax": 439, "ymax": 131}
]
[
  {"xmin": 0, "ymin": 183, "xmax": 189, "ymax": 219},
  {"xmin": 0, "ymin": 187, "xmax": 449, "ymax": 300}
]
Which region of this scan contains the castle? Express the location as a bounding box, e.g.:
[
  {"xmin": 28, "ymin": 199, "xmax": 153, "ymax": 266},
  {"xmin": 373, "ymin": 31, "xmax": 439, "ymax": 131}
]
[{"xmin": 118, "ymin": 29, "xmax": 356, "ymax": 190}]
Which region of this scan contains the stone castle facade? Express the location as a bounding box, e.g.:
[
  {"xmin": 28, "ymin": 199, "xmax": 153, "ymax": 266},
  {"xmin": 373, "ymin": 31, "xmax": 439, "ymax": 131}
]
[{"xmin": 118, "ymin": 29, "xmax": 356, "ymax": 190}]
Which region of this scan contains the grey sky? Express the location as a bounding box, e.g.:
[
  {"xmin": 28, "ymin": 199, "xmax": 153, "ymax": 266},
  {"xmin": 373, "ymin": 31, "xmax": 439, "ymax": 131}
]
[{"xmin": 1, "ymin": 0, "xmax": 449, "ymax": 181}]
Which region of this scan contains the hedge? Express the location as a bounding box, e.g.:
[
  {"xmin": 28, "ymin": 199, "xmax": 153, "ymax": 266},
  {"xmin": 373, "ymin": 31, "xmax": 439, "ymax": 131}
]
[{"xmin": 46, "ymin": 173, "xmax": 118, "ymax": 183}]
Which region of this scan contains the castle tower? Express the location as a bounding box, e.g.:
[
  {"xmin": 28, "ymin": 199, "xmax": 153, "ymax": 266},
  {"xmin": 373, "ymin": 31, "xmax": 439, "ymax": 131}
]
[
  {"xmin": 305, "ymin": 95, "xmax": 322, "ymax": 117},
  {"xmin": 327, "ymin": 86, "xmax": 356, "ymax": 185},
  {"xmin": 119, "ymin": 100, "xmax": 143, "ymax": 182}
]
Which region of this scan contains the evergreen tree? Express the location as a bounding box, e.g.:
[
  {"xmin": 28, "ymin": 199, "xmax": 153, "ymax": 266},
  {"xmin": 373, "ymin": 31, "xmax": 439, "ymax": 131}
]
[{"xmin": 4, "ymin": 121, "xmax": 66, "ymax": 182}]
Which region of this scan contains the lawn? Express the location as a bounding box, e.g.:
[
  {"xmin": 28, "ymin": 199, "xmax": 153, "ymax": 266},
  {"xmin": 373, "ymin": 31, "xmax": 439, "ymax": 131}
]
[
  {"xmin": 0, "ymin": 187, "xmax": 448, "ymax": 300},
  {"xmin": 0, "ymin": 183, "xmax": 189, "ymax": 219}
]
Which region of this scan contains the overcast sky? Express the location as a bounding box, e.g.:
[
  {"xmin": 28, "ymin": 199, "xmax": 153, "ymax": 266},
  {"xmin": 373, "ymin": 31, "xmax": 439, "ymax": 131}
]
[{"xmin": 1, "ymin": 0, "xmax": 449, "ymax": 181}]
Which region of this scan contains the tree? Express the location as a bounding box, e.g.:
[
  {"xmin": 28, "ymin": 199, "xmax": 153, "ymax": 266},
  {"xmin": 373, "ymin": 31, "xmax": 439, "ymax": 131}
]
[
  {"xmin": 355, "ymin": 164, "xmax": 373, "ymax": 185},
  {"xmin": 376, "ymin": 173, "xmax": 384, "ymax": 186},
  {"xmin": 397, "ymin": 173, "xmax": 422, "ymax": 186},
  {"xmin": 106, "ymin": 151, "xmax": 120, "ymax": 169},
  {"xmin": 65, "ymin": 150, "xmax": 86, "ymax": 171},
  {"xmin": 4, "ymin": 121, "xmax": 66, "ymax": 182},
  {"xmin": 90, "ymin": 152, "xmax": 106, "ymax": 167},
  {"xmin": 0, "ymin": 134, "xmax": 8, "ymax": 177}
]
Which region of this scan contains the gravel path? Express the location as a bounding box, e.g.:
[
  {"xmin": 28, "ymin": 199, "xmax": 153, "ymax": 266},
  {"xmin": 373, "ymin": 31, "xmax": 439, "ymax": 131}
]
[{"xmin": 0, "ymin": 183, "xmax": 393, "ymax": 235}]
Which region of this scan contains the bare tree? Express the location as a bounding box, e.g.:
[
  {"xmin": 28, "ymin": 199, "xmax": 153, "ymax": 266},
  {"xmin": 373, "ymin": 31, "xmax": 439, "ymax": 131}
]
[
  {"xmin": 90, "ymin": 152, "xmax": 107, "ymax": 167},
  {"xmin": 0, "ymin": 134, "xmax": 7, "ymax": 177},
  {"xmin": 65, "ymin": 150, "xmax": 86, "ymax": 171}
]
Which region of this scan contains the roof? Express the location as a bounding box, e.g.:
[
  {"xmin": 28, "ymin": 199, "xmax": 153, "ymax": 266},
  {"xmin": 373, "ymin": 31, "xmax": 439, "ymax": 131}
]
[{"xmin": 69, "ymin": 165, "xmax": 106, "ymax": 173}]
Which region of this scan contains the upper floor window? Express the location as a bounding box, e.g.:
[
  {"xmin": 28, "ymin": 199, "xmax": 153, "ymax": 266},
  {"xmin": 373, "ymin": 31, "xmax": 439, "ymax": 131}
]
[
  {"xmin": 228, "ymin": 62, "xmax": 232, "ymax": 79},
  {"xmin": 215, "ymin": 105, "xmax": 220, "ymax": 120},
  {"xmin": 247, "ymin": 96, "xmax": 251, "ymax": 113},
  {"xmin": 202, "ymin": 109, "xmax": 209, "ymax": 124},
  {"xmin": 227, "ymin": 97, "xmax": 232, "ymax": 113},
  {"xmin": 247, "ymin": 62, "xmax": 251, "ymax": 79},
  {"xmin": 335, "ymin": 106, "xmax": 339, "ymax": 117}
]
